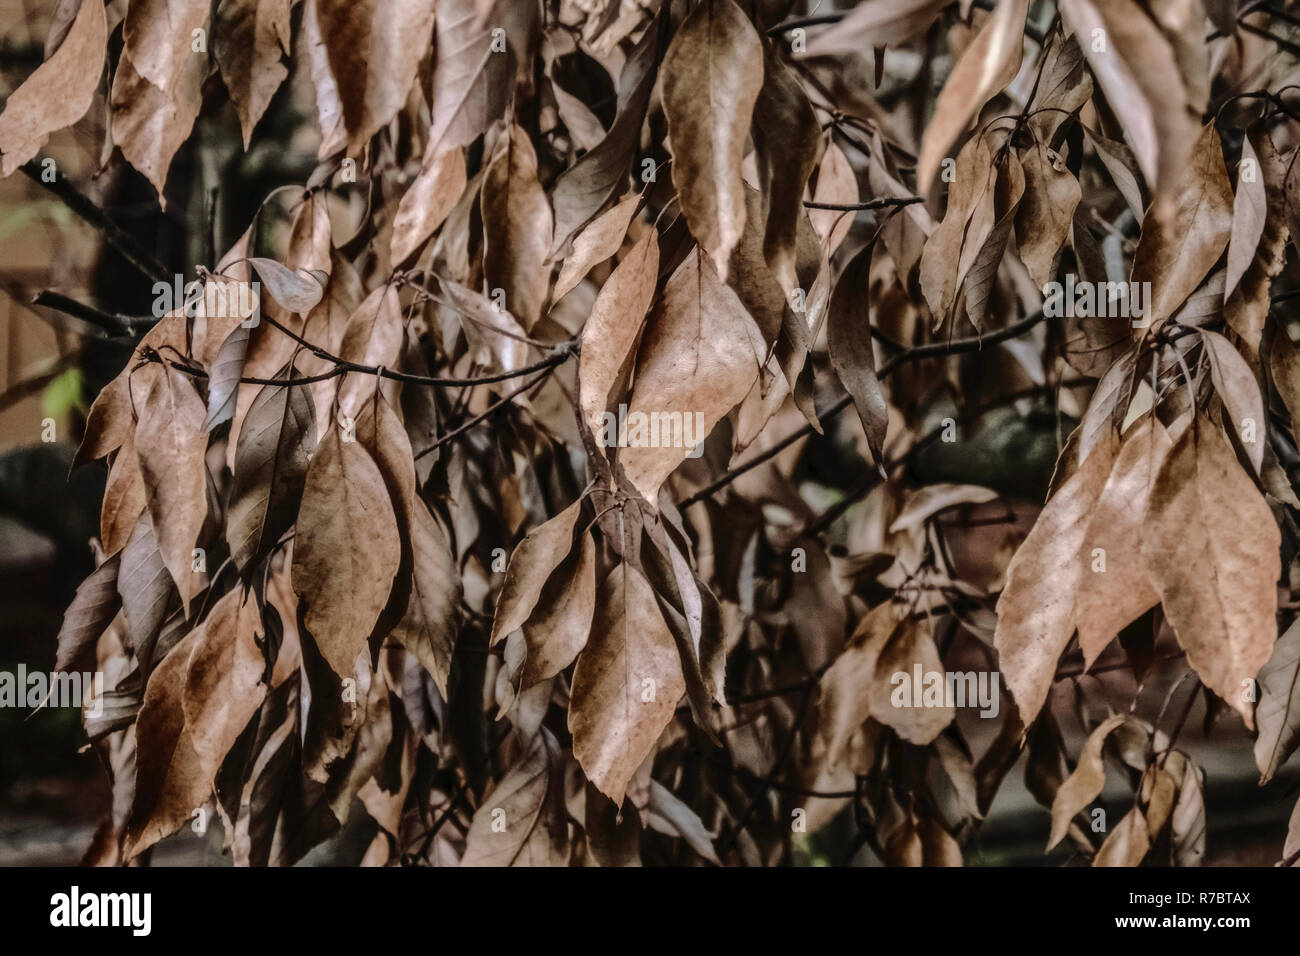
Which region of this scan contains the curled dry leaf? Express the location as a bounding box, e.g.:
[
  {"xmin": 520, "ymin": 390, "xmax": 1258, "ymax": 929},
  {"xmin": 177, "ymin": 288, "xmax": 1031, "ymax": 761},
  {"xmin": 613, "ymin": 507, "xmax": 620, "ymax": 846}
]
[
  {"xmin": 916, "ymin": 0, "xmax": 1029, "ymax": 194},
  {"xmin": 124, "ymin": 588, "xmax": 266, "ymax": 858},
  {"xmin": 490, "ymin": 498, "xmax": 584, "ymax": 645}
]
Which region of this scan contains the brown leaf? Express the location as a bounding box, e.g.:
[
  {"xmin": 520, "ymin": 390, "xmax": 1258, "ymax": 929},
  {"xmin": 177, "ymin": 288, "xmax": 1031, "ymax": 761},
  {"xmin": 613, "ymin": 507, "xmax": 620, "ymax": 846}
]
[
  {"xmin": 123, "ymin": 0, "xmax": 209, "ymax": 93},
  {"xmin": 292, "ymin": 422, "xmax": 402, "ymax": 677},
  {"xmin": 116, "ymin": 513, "xmax": 177, "ymax": 662},
  {"xmin": 75, "ymin": 373, "xmax": 132, "ymax": 469},
  {"xmin": 227, "ymin": 372, "xmax": 317, "ymax": 574},
  {"xmin": 460, "ymin": 727, "xmax": 569, "ymax": 866},
  {"xmin": 915, "ymin": 0, "xmax": 1029, "ymax": 193},
  {"xmin": 819, "ymin": 603, "xmax": 952, "ymax": 764},
  {"xmin": 0, "ymin": 0, "xmax": 106, "ymax": 176},
  {"xmin": 249, "ymin": 257, "xmax": 327, "ymax": 314},
  {"xmin": 427, "ymin": 0, "xmax": 514, "ymax": 153},
  {"xmin": 994, "ymin": 429, "xmax": 1118, "ymax": 724},
  {"xmin": 919, "ymin": 134, "xmax": 997, "ymax": 327},
  {"xmin": 660, "ymin": 0, "xmax": 764, "ymax": 279},
  {"xmin": 1253, "ymin": 616, "xmax": 1300, "ymax": 783},
  {"xmin": 482, "ymin": 123, "xmax": 554, "ymax": 330},
  {"xmin": 100, "ymin": 427, "xmax": 148, "ymax": 557},
  {"xmin": 490, "ymin": 498, "xmax": 583, "ymax": 645},
  {"xmin": 134, "ymin": 364, "xmax": 208, "ymax": 612},
  {"xmin": 568, "ymin": 563, "xmax": 685, "ymax": 806},
  {"xmin": 620, "ymin": 248, "xmax": 766, "ymax": 501},
  {"xmin": 518, "ymin": 531, "xmax": 597, "ymax": 691},
  {"xmin": 124, "ymin": 588, "xmax": 266, "ymax": 858},
  {"xmin": 961, "ymin": 150, "xmax": 1025, "ymax": 330},
  {"xmin": 110, "ymin": 47, "xmax": 205, "ymax": 202},
  {"xmin": 1072, "ymin": 418, "xmax": 1171, "ymax": 667},
  {"xmin": 391, "ymin": 144, "xmax": 467, "ymax": 265},
  {"xmin": 553, "ymin": 193, "xmax": 639, "ymax": 302},
  {"xmin": 577, "ymin": 227, "xmax": 658, "ymax": 456},
  {"xmin": 1226, "ymin": 126, "xmax": 1289, "ymax": 353},
  {"xmin": 550, "ymin": 12, "xmax": 662, "ymax": 256},
  {"xmin": 1059, "ymin": 0, "xmax": 1196, "ymax": 213},
  {"xmin": 1129, "ymin": 123, "xmax": 1234, "ymax": 332},
  {"xmin": 1201, "ymin": 329, "xmax": 1265, "ymax": 473},
  {"xmin": 1014, "ymin": 142, "xmax": 1080, "ymax": 289},
  {"xmin": 808, "ymin": 143, "xmax": 858, "ymax": 255},
  {"xmin": 1141, "ymin": 419, "xmax": 1280, "ymax": 727},
  {"xmin": 827, "ymin": 241, "xmax": 888, "ymax": 466},
  {"xmin": 392, "ymin": 501, "xmax": 462, "ymax": 697},
  {"xmin": 55, "ymin": 554, "xmax": 121, "ymax": 673},
  {"xmin": 1093, "ymin": 804, "xmax": 1151, "ymax": 866},
  {"xmin": 336, "ymin": 283, "xmax": 403, "ymax": 417},
  {"xmin": 214, "ymin": 0, "xmax": 292, "ymax": 147},
  {"xmin": 750, "ymin": 42, "xmax": 822, "ymax": 294},
  {"xmin": 1226, "ymin": 129, "xmax": 1267, "ymax": 299},
  {"xmin": 1047, "ymin": 713, "xmax": 1128, "ymax": 849},
  {"xmin": 306, "ymin": 0, "xmax": 437, "ymax": 154},
  {"xmin": 647, "ymin": 780, "xmax": 720, "ymax": 864}
]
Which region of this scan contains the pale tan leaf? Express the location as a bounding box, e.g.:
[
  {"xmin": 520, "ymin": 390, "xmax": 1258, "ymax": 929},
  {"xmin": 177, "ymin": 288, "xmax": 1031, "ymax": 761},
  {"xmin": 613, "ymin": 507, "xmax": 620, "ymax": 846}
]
[
  {"xmin": 620, "ymin": 248, "xmax": 766, "ymax": 501},
  {"xmin": 0, "ymin": 0, "xmax": 106, "ymax": 176},
  {"xmin": 1047, "ymin": 713, "xmax": 1127, "ymax": 849},
  {"xmin": 490, "ymin": 498, "xmax": 584, "ymax": 645},
  {"xmin": 482, "ymin": 123, "xmax": 554, "ymax": 329},
  {"xmin": 391, "ymin": 144, "xmax": 467, "ymax": 264},
  {"xmin": 916, "ymin": 0, "xmax": 1029, "ymax": 193},
  {"xmin": 461, "ymin": 728, "xmax": 569, "ymax": 866},
  {"xmin": 994, "ymin": 431, "xmax": 1118, "ymax": 724},
  {"xmin": 553, "ymin": 193, "xmax": 639, "ymax": 302},
  {"xmin": 291, "ymin": 423, "xmax": 401, "ymax": 677},
  {"xmin": 134, "ymin": 365, "xmax": 208, "ymax": 613},
  {"xmin": 577, "ymin": 227, "xmax": 658, "ymax": 455},
  {"xmin": 1073, "ymin": 418, "xmax": 1171, "ymax": 667}
]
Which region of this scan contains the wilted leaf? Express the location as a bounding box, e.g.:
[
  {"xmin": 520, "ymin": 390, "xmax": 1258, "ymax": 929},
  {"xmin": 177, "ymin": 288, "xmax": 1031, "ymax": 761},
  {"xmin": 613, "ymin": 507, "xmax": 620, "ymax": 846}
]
[
  {"xmin": 660, "ymin": 0, "xmax": 764, "ymax": 279},
  {"xmin": 1141, "ymin": 420, "xmax": 1280, "ymax": 728},
  {"xmin": 620, "ymin": 248, "xmax": 766, "ymax": 501},
  {"xmin": 0, "ymin": 0, "xmax": 106, "ymax": 176},
  {"xmin": 916, "ymin": 0, "xmax": 1029, "ymax": 193},
  {"xmin": 292, "ymin": 423, "xmax": 402, "ymax": 677},
  {"xmin": 569, "ymin": 563, "xmax": 685, "ymax": 807},
  {"xmin": 461, "ymin": 728, "xmax": 569, "ymax": 866}
]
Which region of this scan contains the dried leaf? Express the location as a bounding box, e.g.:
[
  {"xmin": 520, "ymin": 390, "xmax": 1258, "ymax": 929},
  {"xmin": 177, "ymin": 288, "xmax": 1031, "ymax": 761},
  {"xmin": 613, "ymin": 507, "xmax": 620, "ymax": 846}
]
[
  {"xmin": 0, "ymin": 0, "xmax": 106, "ymax": 176},
  {"xmin": 568, "ymin": 563, "xmax": 685, "ymax": 806},
  {"xmin": 292, "ymin": 423, "xmax": 402, "ymax": 677},
  {"xmin": 660, "ymin": 0, "xmax": 764, "ymax": 279},
  {"xmin": 1141, "ymin": 420, "xmax": 1280, "ymax": 728}
]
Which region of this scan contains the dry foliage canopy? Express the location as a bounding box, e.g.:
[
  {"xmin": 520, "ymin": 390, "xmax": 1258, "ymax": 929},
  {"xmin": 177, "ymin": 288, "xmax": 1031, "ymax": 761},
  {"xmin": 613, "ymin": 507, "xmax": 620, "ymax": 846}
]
[{"xmin": 11, "ymin": 0, "xmax": 1300, "ymax": 866}]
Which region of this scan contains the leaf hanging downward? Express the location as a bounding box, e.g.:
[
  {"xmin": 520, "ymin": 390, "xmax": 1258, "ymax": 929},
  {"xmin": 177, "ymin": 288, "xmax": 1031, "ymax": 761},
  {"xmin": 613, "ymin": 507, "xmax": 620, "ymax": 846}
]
[
  {"xmin": 1140, "ymin": 419, "xmax": 1280, "ymax": 728},
  {"xmin": 0, "ymin": 0, "xmax": 106, "ymax": 176},
  {"xmin": 569, "ymin": 563, "xmax": 685, "ymax": 807},
  {"xmin": 660, "ymin": 0, "xmax": 764, "ymax": 280},
  {"xmin": 292, "ymin": 422, "xmax": 402, "ymax": 677}
]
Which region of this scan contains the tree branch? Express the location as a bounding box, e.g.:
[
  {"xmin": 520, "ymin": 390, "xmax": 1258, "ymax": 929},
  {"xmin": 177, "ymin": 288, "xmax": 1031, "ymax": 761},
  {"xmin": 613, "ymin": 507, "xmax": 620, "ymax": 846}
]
[
  {"xmin": 21, "ymin": 159, "xmax": 172, "ymax": 284},
  {"xmin": 680, "ymin": 308, "xmax": 1050, "ymax": 508}
]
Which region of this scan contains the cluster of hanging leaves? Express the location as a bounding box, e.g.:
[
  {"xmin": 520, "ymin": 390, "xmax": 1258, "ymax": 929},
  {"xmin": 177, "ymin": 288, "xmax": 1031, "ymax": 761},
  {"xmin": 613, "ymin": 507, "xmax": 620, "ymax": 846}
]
[{"xmin": 10, "ymin": 0, "xmax": 1300, "ymax": 866}]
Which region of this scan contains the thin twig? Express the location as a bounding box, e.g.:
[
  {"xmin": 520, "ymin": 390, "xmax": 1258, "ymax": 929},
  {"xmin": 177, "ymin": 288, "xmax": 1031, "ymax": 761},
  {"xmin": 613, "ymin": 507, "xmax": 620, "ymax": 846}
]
[
  {"xmin": 680, "ymin": 308, "xmax": 1050, "ymax": 507},
  {"xmin": 21, "ymin": 159, "xmax": 171, "ymax": 284}
]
